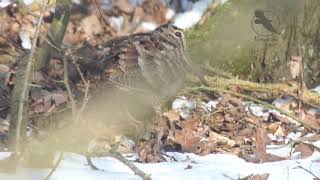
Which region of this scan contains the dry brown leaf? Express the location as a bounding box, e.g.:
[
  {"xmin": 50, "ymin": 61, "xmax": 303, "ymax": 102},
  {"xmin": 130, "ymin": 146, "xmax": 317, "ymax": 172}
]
[
  {"xmin": 274, "ymin": 125, "xmax": 285, "ymax": 137},
  {"xmin": 163, "ymin": 110, "xmax": 180, "ymax": 122},
  {"xmin": 243, "ymin": 128, "xmax": 286, "ymax": 163},
  {"xmin": 294, "ymin": 143, "xmax": 316, "ymax": 159},
  {"xmin": 81, "ymin": 14, "xmax": 103, "ymax": 45},
  {"xmin": 256, "ymin": 127, "xmax": 267, "ymax": 156},
  {"xmin": 209, "ymin": 131, "xmax": 236, "ymax": 147},
  {"xmin": 267, "ymin": 123, "xmax": 280, "ymax": 133},
  {"xmin": 237, "ymin": 128, "xmax": 254, "ymax": 137},
  {"xmin": 173, "ymin": 118, "xmax": 204, "ymax": 152},
  {"xmin": 298, "ymin": 110, "xmax": 320, "ymax": 130},
  {"xmin": 137, "ymin": 140, "xmax": 165, "ymax": 163},
  {"xmin": 250, "ymin": 173, "xmax": 270, "ymax": 180},
  {"xmin": 113, "ymin": 0, "xmax": 134, "ymax": 14}
]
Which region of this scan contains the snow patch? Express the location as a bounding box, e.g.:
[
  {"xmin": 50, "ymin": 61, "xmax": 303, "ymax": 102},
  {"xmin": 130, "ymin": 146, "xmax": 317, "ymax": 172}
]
[
  {"xmin": 19, "ymin": 31, "xmax": 32, "ymax": 49},
  {"xmin": 109, "ymin": 16, "xmax": 124, "ymax": 31},
  {"xmin": 141, "ymin": 21, "xmax": 158, "ymax": 31},
  {"xmin": 172, "ymin": 97, "xmax": 196, "ymax": 119},
  {"xmin": 173, "ymin": 0, "xmax": 213, "ymax": 29},
  {"xmin": 0, "ymin": 0, "xmax": 11, "ymax": 8},
  {"xmin": 165, "ymin": 8, "xmax": 175, "ymax": 20},
  {"xmin": 1, "ymin": 150, "xmax": 319, "ymax": 180}
]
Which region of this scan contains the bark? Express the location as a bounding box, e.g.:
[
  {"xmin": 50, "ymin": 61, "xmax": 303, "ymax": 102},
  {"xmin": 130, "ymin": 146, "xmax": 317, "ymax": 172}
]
[{"xmin": 34, "ymin": 0, "xmax": 72, "ymax": 70}]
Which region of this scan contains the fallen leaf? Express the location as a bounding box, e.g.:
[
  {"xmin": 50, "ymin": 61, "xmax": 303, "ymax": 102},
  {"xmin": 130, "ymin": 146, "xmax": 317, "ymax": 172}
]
[
  {"xmin": 274, "ymin": 125, "xmax": 285, "ymax": 137},
  {"xmin": 163, "ymin": 110, "xmax": 180, "ymax": 122},
  {"xmin": 293, "ymin": 143, "xmax": 316, "ymax": 159},
  {"xmin": 251, "ymin": 173, "xmax": 270, "ymax": 180}
]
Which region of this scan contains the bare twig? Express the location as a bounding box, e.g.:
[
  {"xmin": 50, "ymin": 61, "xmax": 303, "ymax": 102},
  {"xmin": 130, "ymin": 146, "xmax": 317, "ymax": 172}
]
[
  {"xmin": 108, "ymin": 150, "xmax": 151, "ymax": 180},
  {"xmin": 294, "ymin": 162, "xmax": 320, "ymax": 180},
  {"xmin": 88, "ymin": 148, "xmax": 151, "ymax": 179},
  {"xmin": 9, "ymin": 0, "xmax": 48, "ymax": 153},
  {"xmin": 63, "ymin": 56, "xmax": 77, "ymax": 120},
  {"xmin": 198, "ymin": 0, "xmax": 221, "ymax": 26},
  {"xmin": 76, "ymin": 81, "xmax": 90, "ymax": 122},
  {"xmin": 85, "ymin": 155, "xmax": 99, "ymax": 170},
  {"xmin": 43, "ymin": 152, "xmax": 64, "ymax": 180}
]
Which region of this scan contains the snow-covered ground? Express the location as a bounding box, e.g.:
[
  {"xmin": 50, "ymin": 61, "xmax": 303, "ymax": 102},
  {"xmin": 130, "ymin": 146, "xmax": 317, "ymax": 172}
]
[{"xmin": 0, "ymin": 144, "xmax": 319, "ymax": 180}]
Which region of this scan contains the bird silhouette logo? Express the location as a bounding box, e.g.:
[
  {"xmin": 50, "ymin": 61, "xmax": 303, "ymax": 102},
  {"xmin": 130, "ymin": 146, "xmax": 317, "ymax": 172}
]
[{"xmin": 251, "ymin": 10, "xmax": 280, "ymax": 36}]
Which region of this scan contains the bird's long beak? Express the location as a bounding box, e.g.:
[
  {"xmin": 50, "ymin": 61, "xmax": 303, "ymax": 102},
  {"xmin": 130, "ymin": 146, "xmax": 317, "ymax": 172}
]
[{"xmin": 181, "ymin": 52, "xmax": 208, "ymax": 86}]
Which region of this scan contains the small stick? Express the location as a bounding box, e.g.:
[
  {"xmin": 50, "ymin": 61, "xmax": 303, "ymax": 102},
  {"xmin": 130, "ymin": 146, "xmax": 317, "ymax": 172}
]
[
  {"xmin": 88, "ymin": 149, "xmax": 151, "ymax": 180},
  {"xmin": 43, "ymin": 152, "xmax": 64, "ymax": 180},
  {"xmin": 63, "ymin": 56, "xmax": 77, "ymax": 120},
  {"xmin": 108, "ymin": 150, "xmax": 151, "ymax": 180},
  {"xmin": 198, "ymin": 0, "xmax": 221, "ymax": 26},
  {"xmin": 85, "ymin": 155, "xmax": 99, "ymax": 170},
  {"xmin": 294, "ymin": 162, "xmax": 319, "ymax": 180}
]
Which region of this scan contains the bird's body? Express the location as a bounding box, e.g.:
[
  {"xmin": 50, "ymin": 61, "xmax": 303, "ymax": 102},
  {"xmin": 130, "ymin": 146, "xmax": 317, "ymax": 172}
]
[
  {"xmin": 76, "ymin": 24, "xmax": 197, "ymax": 106},
  {"xmin": 68, "ymin": 24, "xmax": 202, "ymax": 139}
]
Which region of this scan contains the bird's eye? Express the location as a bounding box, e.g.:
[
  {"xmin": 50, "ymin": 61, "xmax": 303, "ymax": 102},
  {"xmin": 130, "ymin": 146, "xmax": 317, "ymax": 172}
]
[{"xmin": 175, "ymin": 32, "xmax": 182, "ymax": 37}]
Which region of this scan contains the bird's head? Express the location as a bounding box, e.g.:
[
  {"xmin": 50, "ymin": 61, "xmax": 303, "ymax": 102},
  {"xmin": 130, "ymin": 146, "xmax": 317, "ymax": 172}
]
[{"xmin": 153, "ymin": 24, "xmax": 187, "ymax": 52}]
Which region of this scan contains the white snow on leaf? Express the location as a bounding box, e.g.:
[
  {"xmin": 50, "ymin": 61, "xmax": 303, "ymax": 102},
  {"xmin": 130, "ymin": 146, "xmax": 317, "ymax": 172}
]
[
  {"xmin": 130, "ymin": 0, "xmax": 143, "ymax": 6},
  {"xmin": 165, "ymin": 8, "xmax": 175, "ymax": 20},
  {"xmin": 173, "ymin": 0, "xmax": 212, "ymax": 29},
  {"xmin": 0, "ymin": 0, "xmax": 11, "ymax": 8},
  {"xmin": 245, "ymin": 102, "xmax": 270, "ymax": 120},
  {"xmin": 312, "ymin": 85, "xmax": 320, "ymax": 94},
  {"xmin": 272, "ymin": 96, "xmax": 294, "ymax": 108},
  {"xmin": 23, "ymin": 0, "xmax": 34, "ymax": 5},
  {"xmin": 109, "ymin": 16, "xmax": 124, "ymax": 32},
  {"xmin": 141, "ymin": 21, "xmax": 157, "ymax": 31},
  {"xmin": 221, "ymin": 0, "xmax": 230, "ymax": 4},
  {"xmin": 201, "ymin": 99, "xmax": 220, "ymax": 112},
  {"xmin": 19, "ymin": 31, "xmax": 32, "ymax": 49},
  {"xmin": 100, "ymin": 0, "xmax": 112, "ymax": 11},
  {"xmin": 172, "ymin": 97, "xmax": 196, "ymax": 119},
  {"xmin": 72, "ymin": 0, "xmax": 81, "ymax": 4}
]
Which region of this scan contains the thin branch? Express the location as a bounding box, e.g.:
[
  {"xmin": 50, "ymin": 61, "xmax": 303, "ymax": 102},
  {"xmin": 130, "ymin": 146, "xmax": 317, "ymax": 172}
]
[
  {"xmin": 43, "ymin": 152, "xmax": 64, "ymax": 180},
  {"xmin": 62, "ymin": 56, "xmax": 76, "ymax": 120},
  {"xmin": 108, "ymin": 150, "xmax": 151, "ymax": 180},
  {"xmin": 10, "ymin": 0, "xmax": 48, "ymax": 153},
  {"xmin": 294, "ymin": 162, "xmax": 320, "ymax": 180},
  {"xmin": 85, "ymin": 155, "xmax": 99, "ymax": 170},
  {"xmin": 198, "ymin": 0, "xmax": 221, "ymax": 26}
]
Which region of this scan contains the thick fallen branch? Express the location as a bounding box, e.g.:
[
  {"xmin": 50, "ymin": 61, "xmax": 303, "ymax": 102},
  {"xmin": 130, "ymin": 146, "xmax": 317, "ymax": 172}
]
[
  {"xmin": 34, "ymin": 0, "xmax": 72, "ymax": 70},
  {"xmin": 205, "ymin": 76, "xmax": 320, "ymax": 108}
]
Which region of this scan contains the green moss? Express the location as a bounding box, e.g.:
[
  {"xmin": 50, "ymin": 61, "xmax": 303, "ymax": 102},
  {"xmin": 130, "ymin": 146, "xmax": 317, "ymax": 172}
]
[{"xmin": 186, "ymin": 0, "xmax": 257, "ymax": 77}]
